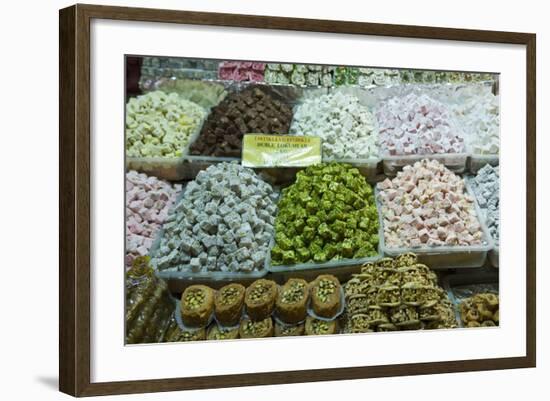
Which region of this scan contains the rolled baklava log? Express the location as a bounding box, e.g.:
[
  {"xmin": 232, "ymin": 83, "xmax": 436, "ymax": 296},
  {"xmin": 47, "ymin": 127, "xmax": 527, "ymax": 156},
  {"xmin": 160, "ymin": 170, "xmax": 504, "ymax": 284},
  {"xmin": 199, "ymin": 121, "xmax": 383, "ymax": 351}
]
[
  {"xmin": 245, "ymin": 279, "xmax": 278, "ymax": 321},
  {"xmin": 274, "ymin": 321, "xmax": 305, "ymax": 337},
  {"xmin": 215, "ymin": 283, "xmax": 245, "ymax": 326},
  {"xmin": 239, "ymin": 317, "xmax": 274, "ymax": 338},
  {"xmin": 276, "ymin": 278, "xmax": 309, "ymax": 324},
  {"xmin": 310, "ymin": 275, "xmax": 341, "ymax": 319},
  {"xmin": 207, "ymin": 324, "xmax": 240, "ymax": 340},
  {"xmin": 180, "ymin": 285, "xmax": 215, "ymax": 327},
  {"xmin": 305, "ymin": 316, "xmax": 338, "ymax": 335}
]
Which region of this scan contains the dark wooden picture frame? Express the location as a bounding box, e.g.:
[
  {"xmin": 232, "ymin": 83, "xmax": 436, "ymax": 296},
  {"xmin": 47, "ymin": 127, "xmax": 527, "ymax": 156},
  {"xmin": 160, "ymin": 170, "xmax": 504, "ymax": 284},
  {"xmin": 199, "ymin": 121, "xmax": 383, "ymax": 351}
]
[{"xmin": 59, "ymin": 3, "xmax": 536, "ymax": 397}]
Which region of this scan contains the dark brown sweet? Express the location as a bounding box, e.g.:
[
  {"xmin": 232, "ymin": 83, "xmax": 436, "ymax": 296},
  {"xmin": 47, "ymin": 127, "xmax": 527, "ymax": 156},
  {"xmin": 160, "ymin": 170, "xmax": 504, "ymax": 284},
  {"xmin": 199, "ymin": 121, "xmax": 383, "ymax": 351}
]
[{"xmin": 189, "ymin": 86, "xmax": 293, "ymax": 157}]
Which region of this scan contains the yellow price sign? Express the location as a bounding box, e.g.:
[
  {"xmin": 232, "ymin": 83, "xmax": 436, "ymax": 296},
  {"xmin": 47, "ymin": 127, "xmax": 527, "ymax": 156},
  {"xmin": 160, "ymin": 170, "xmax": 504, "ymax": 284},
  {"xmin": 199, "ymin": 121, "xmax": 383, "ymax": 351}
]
[{"xmin": 242, "ymin": 134, "xmax": 322, "ymax": 168}]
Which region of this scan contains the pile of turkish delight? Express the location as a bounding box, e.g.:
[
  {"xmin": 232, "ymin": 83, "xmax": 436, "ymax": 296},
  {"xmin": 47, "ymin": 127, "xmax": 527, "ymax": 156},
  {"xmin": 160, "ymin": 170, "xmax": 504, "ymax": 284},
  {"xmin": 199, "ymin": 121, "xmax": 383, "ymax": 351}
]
[
  {"xmin": 152, "ymin": 163, "xmax": 277, "ymax": 273},
  {"xmin": 377, "ymin": 159, "xmax": 484, "ymax": 248}
]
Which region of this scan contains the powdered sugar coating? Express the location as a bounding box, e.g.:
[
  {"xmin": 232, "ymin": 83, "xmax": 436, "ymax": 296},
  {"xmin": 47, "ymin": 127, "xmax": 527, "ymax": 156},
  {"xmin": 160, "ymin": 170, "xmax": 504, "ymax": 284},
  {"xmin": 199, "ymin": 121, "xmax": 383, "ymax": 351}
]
[
  {"xmin": 470, "ymin": 165, "xmax": 500, "ymax": 245},
  {"xmin": 152, "ymin": 163, "xmax": 277, "ymax": 274}
]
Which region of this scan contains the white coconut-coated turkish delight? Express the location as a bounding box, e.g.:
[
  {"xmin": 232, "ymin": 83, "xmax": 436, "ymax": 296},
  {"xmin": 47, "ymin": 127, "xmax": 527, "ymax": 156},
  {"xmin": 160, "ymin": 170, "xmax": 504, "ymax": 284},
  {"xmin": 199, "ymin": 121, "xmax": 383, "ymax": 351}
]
[{"xmin": 290, "ymin": 92, "xmax": 378, "ymax": 159}]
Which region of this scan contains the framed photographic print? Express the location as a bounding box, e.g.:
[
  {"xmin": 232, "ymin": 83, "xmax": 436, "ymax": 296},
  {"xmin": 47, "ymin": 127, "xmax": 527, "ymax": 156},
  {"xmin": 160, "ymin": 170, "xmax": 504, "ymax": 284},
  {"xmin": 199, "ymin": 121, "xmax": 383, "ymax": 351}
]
[{"xmin": 59, "ymin": 3, "xmax": 536, "ymax": 397}]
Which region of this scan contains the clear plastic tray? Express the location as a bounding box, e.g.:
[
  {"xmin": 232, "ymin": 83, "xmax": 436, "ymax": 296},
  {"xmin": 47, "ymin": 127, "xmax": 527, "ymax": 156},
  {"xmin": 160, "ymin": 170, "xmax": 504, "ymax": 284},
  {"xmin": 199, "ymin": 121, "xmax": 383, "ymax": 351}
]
[
  {"xmin": 365, "ymin": 81, "xmax": 496, "ymax": 109},
  {"xmin": 147, "ymin": 181, "xmax": 271, "ymax": 288},
  {"xmin": 125, "ymin": 113, "xmax": 208, "ymax": 181},
  {"xmin": 376, "ymin": 185, "xmax": 493, "ymax": 269},
  {"xmin": 464, "ymin": 177, "xmax": 499, "ymax": 268},
  {"xmin": 382, "ymin": 153, "xmax": 468, "ymax": 176},
  {"xmin": 179, "ymin": 155, "xmax": 240, "ymax": 181},
  {"xmin": 267, "ymin": 202, "xmax": 383, "ymax": 283},
  {"xmin": 467, "ymin": 154, "xmax": 499, "ymax": 174}
]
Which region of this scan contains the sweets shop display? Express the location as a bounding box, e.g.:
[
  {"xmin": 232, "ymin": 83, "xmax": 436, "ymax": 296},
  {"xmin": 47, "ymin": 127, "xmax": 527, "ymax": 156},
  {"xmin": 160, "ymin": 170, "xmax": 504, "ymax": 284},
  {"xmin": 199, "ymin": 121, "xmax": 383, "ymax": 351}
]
[{"xmin": 125, "ymin": 58, "xmax": 500, "ymax": 344}]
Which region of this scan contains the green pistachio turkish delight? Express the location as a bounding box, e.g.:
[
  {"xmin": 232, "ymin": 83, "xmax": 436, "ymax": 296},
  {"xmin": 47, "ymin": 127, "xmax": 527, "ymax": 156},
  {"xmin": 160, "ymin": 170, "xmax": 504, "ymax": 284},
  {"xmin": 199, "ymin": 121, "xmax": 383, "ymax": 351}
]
[{"xmin": 271, "ymin": 163, "xmax": 379, "ymax": 265}]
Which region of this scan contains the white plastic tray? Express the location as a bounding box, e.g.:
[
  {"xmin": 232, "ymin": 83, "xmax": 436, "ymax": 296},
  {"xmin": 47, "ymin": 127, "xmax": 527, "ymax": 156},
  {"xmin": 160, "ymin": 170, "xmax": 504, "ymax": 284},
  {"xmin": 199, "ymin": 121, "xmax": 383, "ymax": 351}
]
[{"xmin": 148, "ymin": 183, "xmax": 271, "ymax": 285}]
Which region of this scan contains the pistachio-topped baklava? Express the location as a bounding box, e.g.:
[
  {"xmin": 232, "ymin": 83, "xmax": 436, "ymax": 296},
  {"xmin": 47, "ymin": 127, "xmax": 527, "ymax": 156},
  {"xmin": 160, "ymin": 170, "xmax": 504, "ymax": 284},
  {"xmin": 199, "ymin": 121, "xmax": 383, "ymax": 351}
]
[
  {"xmin": 310, "ymin": 274, "xmax": 341, "ymax": 318},
  {"xmin": 245, "ymin": 279, "xmax": 278, "ymax": 321}
]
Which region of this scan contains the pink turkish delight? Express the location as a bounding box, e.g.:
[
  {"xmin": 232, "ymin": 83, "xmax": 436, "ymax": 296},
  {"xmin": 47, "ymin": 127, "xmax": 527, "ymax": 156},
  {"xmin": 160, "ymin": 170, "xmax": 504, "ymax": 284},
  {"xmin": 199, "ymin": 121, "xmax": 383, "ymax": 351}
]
[{"xmin": 125, "ymin": 170, "xmax": 182, "ymax": 269}]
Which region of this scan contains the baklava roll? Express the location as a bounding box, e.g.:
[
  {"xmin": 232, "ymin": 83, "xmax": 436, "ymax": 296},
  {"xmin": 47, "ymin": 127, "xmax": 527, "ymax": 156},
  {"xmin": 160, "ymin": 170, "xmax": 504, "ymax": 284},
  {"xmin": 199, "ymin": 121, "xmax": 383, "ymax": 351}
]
[
  {"xmin": 274, "ymin": 321, "xmax": 305, "ymax": 337},
  {"xmin": 180, "ymin": 285, "xmax": 215, "ymax": 327},
  {"xmin": 305, "ymin": 316, "xmax": 338, "ymax": 335},
  {"xmin": 310, "ymin": 275, "xmax": 341, "ymax": 318},
  {"xmin": 207, "ymin": 324, "xmax": 240, "ymax": 340},
  {"xmin": 276, "ymin": 278, "xmax": 309, "ymax": 324},
  {"xmin": 239, "ymin": 316, "xmax": 274, "ymax": 338}
]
